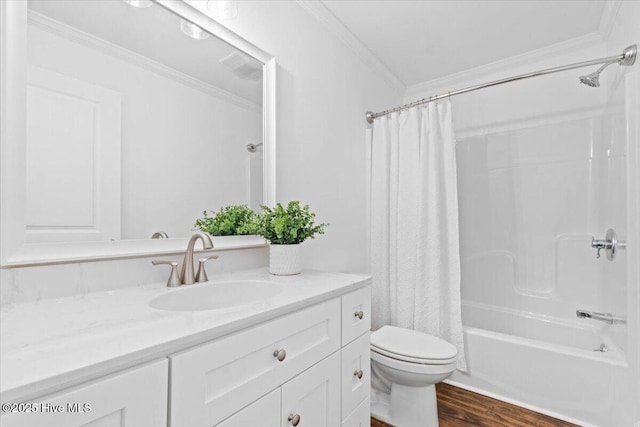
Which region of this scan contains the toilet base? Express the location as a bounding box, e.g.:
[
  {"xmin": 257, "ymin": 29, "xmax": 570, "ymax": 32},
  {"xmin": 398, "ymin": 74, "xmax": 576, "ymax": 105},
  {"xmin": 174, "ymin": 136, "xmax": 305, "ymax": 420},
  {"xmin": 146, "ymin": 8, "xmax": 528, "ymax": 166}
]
[{"xmin": 371, "ymin": 383, "xmax": 439, "ymax": 427}]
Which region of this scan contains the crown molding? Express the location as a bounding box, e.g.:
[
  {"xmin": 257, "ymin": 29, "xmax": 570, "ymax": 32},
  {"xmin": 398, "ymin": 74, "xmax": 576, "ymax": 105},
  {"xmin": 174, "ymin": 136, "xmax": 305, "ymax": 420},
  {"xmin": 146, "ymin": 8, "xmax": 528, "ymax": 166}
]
[
  {"xmin": 27, "ymin": 10, "xmax": 262, "ymax": 113},
  {"xmin": 404, "ymin": 32, "xmax": 606, "ymax": 101},
  {"xmin": 296, "ymin": 0, "xmax": 406, "ymax": 96}
]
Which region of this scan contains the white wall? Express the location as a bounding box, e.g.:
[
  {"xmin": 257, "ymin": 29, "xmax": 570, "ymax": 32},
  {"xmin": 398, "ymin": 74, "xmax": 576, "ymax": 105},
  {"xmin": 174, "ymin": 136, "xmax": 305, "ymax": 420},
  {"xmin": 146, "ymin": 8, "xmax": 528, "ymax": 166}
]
[
  {"xmin": 186, "ymin": 0, "xmax": 404, "ymax": 273},
  {"xmin": 27, "ymin": 22, "xmax": 262, "ymax": 240}
]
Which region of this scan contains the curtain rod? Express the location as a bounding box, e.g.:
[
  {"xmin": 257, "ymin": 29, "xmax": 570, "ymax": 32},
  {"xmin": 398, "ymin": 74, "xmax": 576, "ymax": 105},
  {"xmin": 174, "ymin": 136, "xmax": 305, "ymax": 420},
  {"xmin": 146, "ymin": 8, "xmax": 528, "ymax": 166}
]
[{"xmin": 365, "ymin": 44, "xmax": 637, "ymax": 124}]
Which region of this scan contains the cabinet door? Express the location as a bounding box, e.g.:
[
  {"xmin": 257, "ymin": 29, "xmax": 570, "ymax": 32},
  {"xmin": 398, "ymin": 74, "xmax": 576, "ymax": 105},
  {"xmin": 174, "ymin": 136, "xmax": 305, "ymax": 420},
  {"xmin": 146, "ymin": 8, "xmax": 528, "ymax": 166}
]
[
  {"xmin": 216, "ymin": 389, "xmax": 280, "ymax": 427},
  {"xmin": 0, "ymin": 360, "xmax": 168, "ymax": 427},
  {"xmin": 281, "ymin": 352, "xmax": 340, "ymax": 427},
  {"xmin": 342, "ymin": 398, "xmax": 370, "ymax": 427},
  {"xmin": 341, "ymin": 332, "xmax": 371, "ymax": 420}
]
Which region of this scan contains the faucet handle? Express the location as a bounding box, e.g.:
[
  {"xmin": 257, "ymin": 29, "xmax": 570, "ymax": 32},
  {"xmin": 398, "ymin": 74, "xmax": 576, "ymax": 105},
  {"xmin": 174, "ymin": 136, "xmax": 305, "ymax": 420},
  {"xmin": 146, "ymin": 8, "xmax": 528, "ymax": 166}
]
[
  {"xmin": 195, "ymin": 255, "xmax": 219, "ymax": 283},
  {"xmin": 592, "ymin": 229, "xmax": 625, "ymax": 261},
  {"xmin": 152, "ymin": 260, "xmax": 182, "ymax": 287}
]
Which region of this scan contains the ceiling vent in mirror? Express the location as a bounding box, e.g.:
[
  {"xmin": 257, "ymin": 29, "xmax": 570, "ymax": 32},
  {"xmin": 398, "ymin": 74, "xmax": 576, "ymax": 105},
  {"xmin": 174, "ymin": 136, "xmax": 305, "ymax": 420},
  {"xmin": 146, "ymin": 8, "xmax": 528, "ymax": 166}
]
[
  {"xmin": 207, "ymin": 1, "xmax": 238, "ymax": 19},
  {"xmin": 219, "ymin": 52, "xmax": 262, "ymax": 80},
  {"xmin": 180, "ymin": 19, "xmax": 210, "ymax": 40},
  {"xmin": 122, "ymin": 0, "xmax": 153, "ymax": 8}
]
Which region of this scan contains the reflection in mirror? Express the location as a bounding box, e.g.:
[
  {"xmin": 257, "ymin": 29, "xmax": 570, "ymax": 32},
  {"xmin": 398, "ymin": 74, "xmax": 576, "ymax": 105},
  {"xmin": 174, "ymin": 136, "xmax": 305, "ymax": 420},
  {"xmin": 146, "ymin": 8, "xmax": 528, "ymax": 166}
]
[{"xmin": 25, "ymin": 0, "xmax": 263, "ymax": 243}]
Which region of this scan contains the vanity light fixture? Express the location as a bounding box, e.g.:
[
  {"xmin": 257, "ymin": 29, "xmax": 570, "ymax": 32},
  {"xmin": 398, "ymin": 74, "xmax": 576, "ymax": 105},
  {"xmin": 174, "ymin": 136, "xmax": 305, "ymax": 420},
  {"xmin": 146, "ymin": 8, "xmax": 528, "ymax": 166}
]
[
  {"xmin": 122, "ymin": 0, "xmax": 153, "ymax": 8},
  {"xmin": 207, "ymin": 0, "xmax": 238, "ymax": 19},
  {"xmin": 180, "ymin": 19, "xmax": 210, "ymax": 40}
]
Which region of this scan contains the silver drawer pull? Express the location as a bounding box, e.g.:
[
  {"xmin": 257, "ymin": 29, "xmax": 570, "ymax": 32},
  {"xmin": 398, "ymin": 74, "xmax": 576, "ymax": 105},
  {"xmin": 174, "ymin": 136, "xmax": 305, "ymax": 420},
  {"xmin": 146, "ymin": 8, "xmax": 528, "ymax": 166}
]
[
  {"xmin": 288, "ymin": 413, "xmax": 301, "ymax": 426},
  {"xmin": 273, "ymin": 349, "xmax": 287, "ymax": 362},
  {"xmin": 354, "ymin": 310, "xmax": 364, "ymax": 320},
  {"xmin": 354, "ymin": 369, "xmax": 363, "ymax": 379}
]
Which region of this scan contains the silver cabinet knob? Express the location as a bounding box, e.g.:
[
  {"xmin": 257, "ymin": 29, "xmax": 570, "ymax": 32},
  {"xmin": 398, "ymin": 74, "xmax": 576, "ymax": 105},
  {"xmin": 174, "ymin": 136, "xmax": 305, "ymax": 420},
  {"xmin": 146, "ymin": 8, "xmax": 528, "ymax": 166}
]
[
  {"xmin": 273, "ymin": 349, "xmax": 287, "ymax": 362},
  {"xmin": 152, "ymin": 260, "xmax": 181, "ymax": 287},
  {"xmin": 354, "ymin": 310, "xmax": 364, "ymax": 319},
  {"xmin": 288, "ymin": 413, "xmax": 301, "ymax": 426},
  {"xmin": 354, "ymin": 369, "xmax": 363, "ymax": 379}
]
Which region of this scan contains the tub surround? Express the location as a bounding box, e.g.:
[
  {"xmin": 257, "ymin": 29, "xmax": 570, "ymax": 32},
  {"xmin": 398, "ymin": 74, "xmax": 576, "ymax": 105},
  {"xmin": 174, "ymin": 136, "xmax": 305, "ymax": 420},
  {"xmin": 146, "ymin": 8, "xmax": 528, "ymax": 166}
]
[{"xmin": 0, "ymin": 268, "xmax": 370, "ymax": 403}]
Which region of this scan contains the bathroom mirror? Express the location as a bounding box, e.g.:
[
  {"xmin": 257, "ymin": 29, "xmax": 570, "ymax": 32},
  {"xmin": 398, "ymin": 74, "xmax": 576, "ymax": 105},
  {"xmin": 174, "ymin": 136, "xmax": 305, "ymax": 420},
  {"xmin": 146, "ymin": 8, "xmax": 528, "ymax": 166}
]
[{"xmin": 0, "ymin": 0, "xmax": 276, "ymax": 266}]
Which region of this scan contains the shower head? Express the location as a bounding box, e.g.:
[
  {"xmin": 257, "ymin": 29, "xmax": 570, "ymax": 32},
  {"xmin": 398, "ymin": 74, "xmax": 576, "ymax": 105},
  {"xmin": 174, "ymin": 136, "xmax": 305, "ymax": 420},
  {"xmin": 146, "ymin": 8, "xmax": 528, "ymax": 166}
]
[
  {"xmin": 579, "ymin": 72, "xmax": 601, "ymax": 87},
  {"xmin": 579, "ymin": 44, "xmax": 637, "ymax": 88},
  {"xmin": 579, "ymin": 61, "xmax": 614, "ymax": 88}
]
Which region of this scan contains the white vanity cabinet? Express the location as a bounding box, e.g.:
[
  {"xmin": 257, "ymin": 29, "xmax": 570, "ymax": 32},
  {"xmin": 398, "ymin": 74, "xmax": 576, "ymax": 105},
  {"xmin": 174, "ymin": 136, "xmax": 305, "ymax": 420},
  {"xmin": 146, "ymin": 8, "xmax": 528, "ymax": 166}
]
[
  {"xmin": 0, "ymin": 360, "xmax": 168, "ymax": 427},
  {"xmin": 0, "ymin": 280, "xmax": 371, "ymax": 427},
  {"xmin": 170, "ymin": 285, "xmax": 372, "ymax": 427},
  {"xmin": 169, "ymin": 298, "xmax": 342, "ymax": 426}
]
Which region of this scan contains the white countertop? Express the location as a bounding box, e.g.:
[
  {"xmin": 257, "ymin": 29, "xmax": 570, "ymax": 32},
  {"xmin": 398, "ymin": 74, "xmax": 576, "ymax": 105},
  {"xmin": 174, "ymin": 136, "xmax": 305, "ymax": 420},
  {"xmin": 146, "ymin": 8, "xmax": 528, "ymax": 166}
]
[{"xmin": 0, "ymin": 268, "xmax": 370, "ymax": 402}]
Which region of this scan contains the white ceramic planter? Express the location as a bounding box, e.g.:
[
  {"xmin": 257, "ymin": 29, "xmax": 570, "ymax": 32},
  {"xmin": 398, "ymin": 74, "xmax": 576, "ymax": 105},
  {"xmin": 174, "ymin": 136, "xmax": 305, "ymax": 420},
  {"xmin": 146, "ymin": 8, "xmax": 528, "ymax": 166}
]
[{"xmin": 269, "ymin": 244, "xmax": 301, "ymax": 275}]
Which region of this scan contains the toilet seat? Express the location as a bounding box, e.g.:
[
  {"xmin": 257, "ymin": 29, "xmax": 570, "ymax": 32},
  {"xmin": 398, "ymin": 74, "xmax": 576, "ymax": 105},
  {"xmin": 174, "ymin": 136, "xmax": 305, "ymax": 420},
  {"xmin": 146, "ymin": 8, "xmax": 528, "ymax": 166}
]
[
  {"xmin": 371, "ymin": 348, "xmax": 457, "ymax": 375},
  {"xmin": 371, "ymin": 346, "xmax": 457, "ymax": 365},
  {"xmin": 370, "ymin": 325, "xmax": 457, "ymax": 365}
]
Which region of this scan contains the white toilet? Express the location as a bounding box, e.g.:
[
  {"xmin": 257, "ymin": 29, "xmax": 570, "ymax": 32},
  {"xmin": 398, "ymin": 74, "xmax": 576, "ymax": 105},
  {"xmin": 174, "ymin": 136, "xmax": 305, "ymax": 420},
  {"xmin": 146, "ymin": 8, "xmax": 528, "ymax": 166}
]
[{"xmin": 370, "ymin": 325, "xmax": 457, "ymax": 427}]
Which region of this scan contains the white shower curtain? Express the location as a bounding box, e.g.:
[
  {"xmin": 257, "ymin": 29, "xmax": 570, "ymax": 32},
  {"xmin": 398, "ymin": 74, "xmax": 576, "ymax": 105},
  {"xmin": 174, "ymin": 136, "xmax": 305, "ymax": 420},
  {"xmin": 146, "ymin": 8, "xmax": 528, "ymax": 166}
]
[{"xmin": 370, "ymin": 100, "xmax": 467, "ymax": 371}]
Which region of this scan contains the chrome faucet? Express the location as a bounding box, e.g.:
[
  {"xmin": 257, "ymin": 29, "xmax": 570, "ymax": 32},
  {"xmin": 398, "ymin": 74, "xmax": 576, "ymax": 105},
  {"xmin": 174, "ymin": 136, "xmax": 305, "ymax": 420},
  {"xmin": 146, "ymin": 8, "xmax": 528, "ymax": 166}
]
[
  {"xmin": 180, "ymin": 233, "xmax": 214, "ymax": 285},
  {"xmin": 152, "ymin": 232, "xmax": 214, "ymax": 286}
]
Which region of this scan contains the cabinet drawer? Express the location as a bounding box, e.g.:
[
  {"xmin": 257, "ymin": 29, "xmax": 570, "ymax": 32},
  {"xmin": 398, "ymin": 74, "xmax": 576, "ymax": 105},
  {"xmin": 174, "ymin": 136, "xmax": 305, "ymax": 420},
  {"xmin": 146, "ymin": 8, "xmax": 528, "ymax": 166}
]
[
  {"xmin": 342, "ymin": 398, "xmax": 371, "ymax": 427},
  {"xmin": 341, "ymin": 332, "xmax": 371, "ymax": 420},
  {"xmin": 216, "ymin": 389, "xmax": 280, "ymax": 427},
  {"xmin": 0, "ymin": 360, "xmax": 168, "ymax": 427},
  {"xmin": 341, "ymin": 286, "xmax": 371, "ymax": 345},
  {"xmin": 170, "ymin": 298, "xmax": 341, "ymax": 427}
]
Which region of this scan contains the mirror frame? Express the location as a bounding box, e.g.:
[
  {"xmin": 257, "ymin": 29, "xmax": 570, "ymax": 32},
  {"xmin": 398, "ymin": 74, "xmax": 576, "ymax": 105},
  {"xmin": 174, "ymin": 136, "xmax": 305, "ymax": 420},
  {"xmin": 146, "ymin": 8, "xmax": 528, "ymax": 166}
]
[{"xmin": 0, "ymin": 0, "xmax": 276, "ymax": 267}]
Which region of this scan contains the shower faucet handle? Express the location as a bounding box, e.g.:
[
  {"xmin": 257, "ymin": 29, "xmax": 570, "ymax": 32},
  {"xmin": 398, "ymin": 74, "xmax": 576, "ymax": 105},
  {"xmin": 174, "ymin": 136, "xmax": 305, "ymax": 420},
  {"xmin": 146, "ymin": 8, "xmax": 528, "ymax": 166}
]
[
  {"xmin": 591, "ymin": 237, "xmax": 609, "ymax": 258},
  {"xmin": 591, "ymin": 229, "xmax": 625, "ymax": 261}
]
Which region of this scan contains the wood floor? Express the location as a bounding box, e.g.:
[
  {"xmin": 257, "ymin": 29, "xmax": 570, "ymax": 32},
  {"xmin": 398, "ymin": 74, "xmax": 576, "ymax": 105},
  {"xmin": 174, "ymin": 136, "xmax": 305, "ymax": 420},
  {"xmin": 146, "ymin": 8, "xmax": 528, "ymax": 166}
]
[{"xmin": 371, "ymin": 383, "xmax": 579, "ymax": 427}]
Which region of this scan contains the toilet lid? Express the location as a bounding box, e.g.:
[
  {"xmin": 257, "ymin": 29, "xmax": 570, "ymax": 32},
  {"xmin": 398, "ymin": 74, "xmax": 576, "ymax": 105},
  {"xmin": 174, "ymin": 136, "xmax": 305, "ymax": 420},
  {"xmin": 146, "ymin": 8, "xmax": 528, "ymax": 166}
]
[{"xmin": 370, "ymin": 325, "xmax": 457, "ymax": 363}]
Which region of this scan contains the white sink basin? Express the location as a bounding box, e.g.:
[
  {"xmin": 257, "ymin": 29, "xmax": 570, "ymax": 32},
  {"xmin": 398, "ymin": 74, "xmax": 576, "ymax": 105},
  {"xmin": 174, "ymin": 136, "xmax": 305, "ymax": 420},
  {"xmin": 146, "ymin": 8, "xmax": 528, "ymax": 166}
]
[{"xmin": 149, "ymin": 280, "xmax": 282, "ymax": 311}]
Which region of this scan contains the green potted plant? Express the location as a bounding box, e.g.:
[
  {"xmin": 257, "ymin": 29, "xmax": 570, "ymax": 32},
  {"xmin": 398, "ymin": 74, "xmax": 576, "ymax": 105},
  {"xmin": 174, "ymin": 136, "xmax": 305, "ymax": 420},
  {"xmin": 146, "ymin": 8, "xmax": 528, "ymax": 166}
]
[
  {"xmin": 257, "ymin": 201, "xmax": 328, "ymax": 275},
  {"xmin": 194, "ymin": 205, "xmax": 259, "ymax": 236}
]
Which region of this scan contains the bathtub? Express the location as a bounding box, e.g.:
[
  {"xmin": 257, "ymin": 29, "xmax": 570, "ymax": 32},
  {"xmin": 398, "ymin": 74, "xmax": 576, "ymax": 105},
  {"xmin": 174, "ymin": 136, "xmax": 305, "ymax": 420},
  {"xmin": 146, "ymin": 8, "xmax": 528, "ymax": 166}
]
[{"xmin": 448, "ymin": 301, "xmax": 632, "ymax": 427}]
